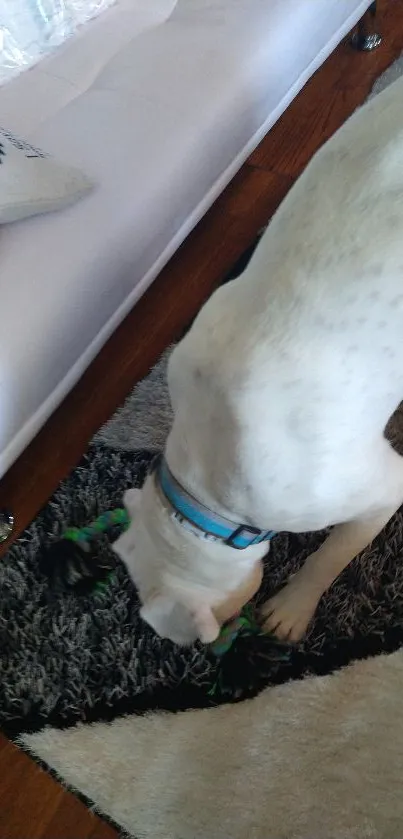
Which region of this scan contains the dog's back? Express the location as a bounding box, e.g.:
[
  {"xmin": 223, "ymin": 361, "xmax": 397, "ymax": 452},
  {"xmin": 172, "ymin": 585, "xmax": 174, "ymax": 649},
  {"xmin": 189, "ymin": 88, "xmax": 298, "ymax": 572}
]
[{"xmin": 167, "ymin": 75, "xmax": 403, "ymax": 532}]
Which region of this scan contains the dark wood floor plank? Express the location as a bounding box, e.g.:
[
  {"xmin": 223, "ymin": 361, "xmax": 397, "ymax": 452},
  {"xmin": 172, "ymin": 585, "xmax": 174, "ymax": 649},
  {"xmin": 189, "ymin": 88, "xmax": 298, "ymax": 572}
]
[
  {"xmin": 0, "ymin": 734, "xmax": 114, "ymax": 839},
  {"xmin": 0, "ymin": 737, "xmax": 62, "ymax": 839}
]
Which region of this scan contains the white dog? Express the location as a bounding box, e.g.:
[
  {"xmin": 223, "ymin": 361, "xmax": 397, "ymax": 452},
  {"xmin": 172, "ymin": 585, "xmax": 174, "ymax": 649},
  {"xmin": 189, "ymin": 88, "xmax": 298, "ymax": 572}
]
[{"xmin": 114, "ymin": 75, "xmax": 403, "ymax": 646}]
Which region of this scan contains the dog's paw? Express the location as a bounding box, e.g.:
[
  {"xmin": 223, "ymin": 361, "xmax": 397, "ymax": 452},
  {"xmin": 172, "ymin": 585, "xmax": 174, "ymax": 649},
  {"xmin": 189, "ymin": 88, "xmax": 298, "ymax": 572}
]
[{"xmin": 260, "ymin": 581, "xmax": 320, "ymax": 643}]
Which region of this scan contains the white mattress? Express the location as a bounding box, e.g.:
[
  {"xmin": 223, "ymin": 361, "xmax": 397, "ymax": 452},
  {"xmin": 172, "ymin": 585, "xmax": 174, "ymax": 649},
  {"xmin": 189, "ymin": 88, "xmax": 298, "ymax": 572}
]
[{"xmin": 0, "ymin": 0, "xmax": 371, "ymax": 478}]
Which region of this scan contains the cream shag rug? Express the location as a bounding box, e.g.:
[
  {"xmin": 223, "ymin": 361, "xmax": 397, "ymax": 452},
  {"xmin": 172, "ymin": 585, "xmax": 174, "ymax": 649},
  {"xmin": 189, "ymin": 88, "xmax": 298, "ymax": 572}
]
[
  {"xmin": 19, "ymin": 53, "xmax": 403, "ymax": 839},
  {"xmin": 21, "ymin": 649, "xmax": 403, "ymax": 839}
]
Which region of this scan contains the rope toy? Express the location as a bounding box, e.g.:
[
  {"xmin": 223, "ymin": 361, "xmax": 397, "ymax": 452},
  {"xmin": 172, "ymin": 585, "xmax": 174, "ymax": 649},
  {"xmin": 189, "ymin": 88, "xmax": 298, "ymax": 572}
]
[
  {"xmin": 44, "ymin": 508, "xmax": 291, "ymax": 667},
  {"xmin": 209, "ymin": 603, "xmax": 263, "ymax": 656},
  {"xmin": 41, "ymin": 508, "xmax": 128, "ymax": 593},
  {"xmin": 63, "ymin": 508, "xmax": 129, "ymax": 550},
  {"xmin": 208, "ymin": 603, "xmax": 291, "ymax": 697},
  {"xmin": 63, "ymin": 508, "xmax": 128, "ymax": 582}
]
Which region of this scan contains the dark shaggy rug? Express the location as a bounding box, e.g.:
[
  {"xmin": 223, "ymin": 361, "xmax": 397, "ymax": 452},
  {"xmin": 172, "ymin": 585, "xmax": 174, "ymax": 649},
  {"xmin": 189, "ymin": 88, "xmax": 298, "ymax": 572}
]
[{"xmin": 2, "ymin": 362, "xmax": 403, "ymax": 736}]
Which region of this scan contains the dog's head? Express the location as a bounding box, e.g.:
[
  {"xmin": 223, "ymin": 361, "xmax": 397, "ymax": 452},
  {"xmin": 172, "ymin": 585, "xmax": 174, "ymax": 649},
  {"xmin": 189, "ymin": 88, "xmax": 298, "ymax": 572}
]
[{"xmin": 113, "ymin": 477, "xmax": 222, "ymax": 646}]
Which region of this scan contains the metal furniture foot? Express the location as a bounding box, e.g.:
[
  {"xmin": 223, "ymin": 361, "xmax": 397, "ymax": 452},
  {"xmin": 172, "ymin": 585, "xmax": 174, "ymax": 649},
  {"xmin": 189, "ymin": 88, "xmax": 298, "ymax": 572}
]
[
  {"xmin": 0, "ymin": 509, "xmax": 14, "ymax": 543},
  {"xmin": 351, "ymin": 1, "xmax": 382, "ymax": 51}
]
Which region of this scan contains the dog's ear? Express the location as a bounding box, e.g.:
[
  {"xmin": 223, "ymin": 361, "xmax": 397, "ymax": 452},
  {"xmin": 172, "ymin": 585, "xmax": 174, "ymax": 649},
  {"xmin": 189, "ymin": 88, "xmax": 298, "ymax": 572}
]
[
  {"xmin": 123, "ymin": 487, "xmax": 142, "ymax": 517},
  {"xmin": 140, "ymin": 592, "xmax": 220, "ymax": 646}
]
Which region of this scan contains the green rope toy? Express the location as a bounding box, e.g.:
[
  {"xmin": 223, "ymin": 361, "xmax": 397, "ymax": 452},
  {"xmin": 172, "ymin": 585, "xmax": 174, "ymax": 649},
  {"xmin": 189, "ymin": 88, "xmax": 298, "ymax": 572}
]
[
  {"xmin": 49, "ymin": 507, "xmax": 266, "ymax": 656},
  {"xmin": 209, "ymin": 603, "xmax": 263, "ymax": 656},
  {"xmin": 63, "ymin": 508, "xmax": 129, "ymax": 550}
]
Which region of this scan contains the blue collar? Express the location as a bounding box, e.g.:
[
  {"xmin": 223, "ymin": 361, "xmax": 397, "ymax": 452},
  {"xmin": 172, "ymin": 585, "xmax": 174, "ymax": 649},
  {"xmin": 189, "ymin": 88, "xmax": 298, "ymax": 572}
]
[{"xmin": 156, "ymin": 458, "xmax": 275, "ymax": 550}]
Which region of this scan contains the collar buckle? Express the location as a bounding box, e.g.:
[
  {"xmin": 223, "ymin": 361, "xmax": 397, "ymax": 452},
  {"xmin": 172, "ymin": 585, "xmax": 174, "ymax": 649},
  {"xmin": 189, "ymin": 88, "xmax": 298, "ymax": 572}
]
[{"xmin": 225, "ymin": 525, "xmax": 264, "ymax": 550}]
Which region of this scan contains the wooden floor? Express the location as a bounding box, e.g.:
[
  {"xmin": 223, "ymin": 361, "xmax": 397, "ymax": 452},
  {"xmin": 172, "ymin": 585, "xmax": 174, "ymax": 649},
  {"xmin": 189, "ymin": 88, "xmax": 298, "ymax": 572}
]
[{"xmin": 0, "ymin": 1, "xmax": 402, "ymax": 836}]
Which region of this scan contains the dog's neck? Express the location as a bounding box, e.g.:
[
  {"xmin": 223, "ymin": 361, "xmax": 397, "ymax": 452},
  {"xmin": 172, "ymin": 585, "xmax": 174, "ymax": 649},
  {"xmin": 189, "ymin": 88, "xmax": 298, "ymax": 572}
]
[
  {"xmin": 144, "ymin": 472, "xmax": 268, "ymax": 584},
  {"xmin": 155, "ymin": 455, "xmax": 275, "ymax": 551},
  {"xmin": 164, "ymin": 425, "xmax": 260, "ymax": 531}
]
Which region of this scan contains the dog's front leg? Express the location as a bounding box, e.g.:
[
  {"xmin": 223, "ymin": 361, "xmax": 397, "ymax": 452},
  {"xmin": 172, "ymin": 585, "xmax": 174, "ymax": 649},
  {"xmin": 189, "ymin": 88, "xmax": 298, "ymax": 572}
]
[{"xmin": 261, "ymin": 505, "xmax": 398, "ymax": 642}]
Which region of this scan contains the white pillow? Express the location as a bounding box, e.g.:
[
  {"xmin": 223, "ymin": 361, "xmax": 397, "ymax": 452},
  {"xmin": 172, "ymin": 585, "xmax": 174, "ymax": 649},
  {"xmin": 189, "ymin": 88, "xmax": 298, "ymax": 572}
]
[{"xmin": 0, "ymin": 126, "xmax": 94, "ymax": 223}]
